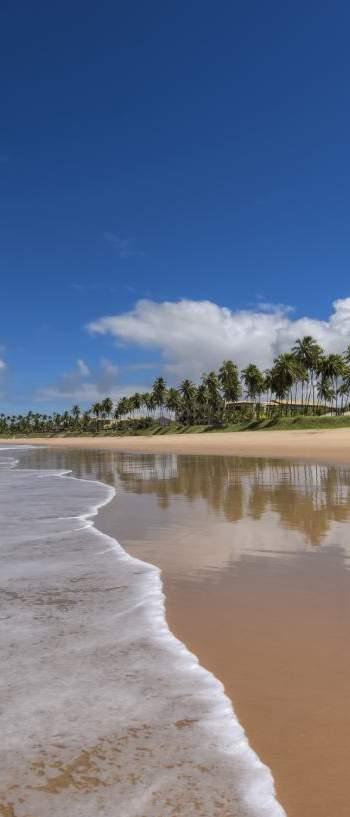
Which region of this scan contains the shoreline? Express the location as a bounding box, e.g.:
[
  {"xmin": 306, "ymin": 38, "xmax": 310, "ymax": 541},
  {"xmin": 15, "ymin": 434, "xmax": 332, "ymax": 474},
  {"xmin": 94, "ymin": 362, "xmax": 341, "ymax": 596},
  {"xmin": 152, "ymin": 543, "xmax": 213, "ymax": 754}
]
[
  {"xmin": 9, "ymin": 440, "xmax": 350, "ymax": 815},
  {"xmin": 4, "ymin": 427, "xmax": 350, "ymax": 464},
  {"xmin": 95, "ymin": 450, "xmax": 350, "ymax": 817}
]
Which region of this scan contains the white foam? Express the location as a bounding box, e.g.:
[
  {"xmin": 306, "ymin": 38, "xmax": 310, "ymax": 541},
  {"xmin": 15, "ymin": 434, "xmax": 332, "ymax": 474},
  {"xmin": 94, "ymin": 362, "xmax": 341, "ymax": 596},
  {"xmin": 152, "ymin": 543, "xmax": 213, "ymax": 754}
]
[{"xmin": 0, "ymin": 446, "xmax": 287, "ymax": 817}]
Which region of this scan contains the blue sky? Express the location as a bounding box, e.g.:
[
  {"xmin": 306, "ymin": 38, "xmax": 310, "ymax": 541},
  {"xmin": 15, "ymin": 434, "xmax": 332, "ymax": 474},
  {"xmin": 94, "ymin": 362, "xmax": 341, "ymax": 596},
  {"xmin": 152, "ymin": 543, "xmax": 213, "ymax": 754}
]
[{"xmin": 2, "ymin": 1, "xmax": 350, "ymax": 411}]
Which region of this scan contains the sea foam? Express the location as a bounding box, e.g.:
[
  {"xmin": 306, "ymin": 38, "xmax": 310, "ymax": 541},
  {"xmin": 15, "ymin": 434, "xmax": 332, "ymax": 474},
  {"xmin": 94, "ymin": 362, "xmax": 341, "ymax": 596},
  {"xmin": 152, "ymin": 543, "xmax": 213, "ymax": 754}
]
[{"xmin": 0, "ymin": 445, "xmax": 286, "ymax": 817}]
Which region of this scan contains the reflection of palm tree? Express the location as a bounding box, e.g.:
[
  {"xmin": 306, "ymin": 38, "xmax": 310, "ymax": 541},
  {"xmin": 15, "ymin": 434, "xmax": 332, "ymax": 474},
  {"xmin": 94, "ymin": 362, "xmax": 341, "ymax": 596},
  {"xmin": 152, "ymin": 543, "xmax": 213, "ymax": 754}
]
[
  {"xmin": 114, "ymin": 453, "xmax": 350, "ymax": 547},
  {"xmin": 20, "ymin": 446, "xmax": 350, "ymax": 549}
]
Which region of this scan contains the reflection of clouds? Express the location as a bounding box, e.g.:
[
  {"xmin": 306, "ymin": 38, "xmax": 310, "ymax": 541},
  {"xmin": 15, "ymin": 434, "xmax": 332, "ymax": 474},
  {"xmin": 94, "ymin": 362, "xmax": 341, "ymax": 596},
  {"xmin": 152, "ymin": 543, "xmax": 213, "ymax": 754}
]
[
  {"xmin": 116, "ymin": 455, "xmax": 178, "ymax": 482},
  {"xmin": 122, "ymin": 501, "xmax": 339, "ymax": 581},
  {"xmin": 114, "ymin": 455, "xmax": 350, "ymax": 549},
  {"xmin": 17, "ymin": 447, "xmax": 350, "ymax": 572}
]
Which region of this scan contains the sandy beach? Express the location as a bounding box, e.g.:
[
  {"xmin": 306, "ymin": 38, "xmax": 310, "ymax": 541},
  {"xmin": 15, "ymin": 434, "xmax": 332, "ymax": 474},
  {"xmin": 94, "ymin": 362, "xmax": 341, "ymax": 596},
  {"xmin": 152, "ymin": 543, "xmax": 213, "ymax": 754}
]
[
  {"xmin": 5, "ymin": 426, "xmax": 350, "ymax": 464},
  {"xmin": 6, "ymin": 435, "xmax": 350, "ymax": 816},
  {"xmin": 93, "ymin": 451, "xmax": 350, "ymax": 817}
]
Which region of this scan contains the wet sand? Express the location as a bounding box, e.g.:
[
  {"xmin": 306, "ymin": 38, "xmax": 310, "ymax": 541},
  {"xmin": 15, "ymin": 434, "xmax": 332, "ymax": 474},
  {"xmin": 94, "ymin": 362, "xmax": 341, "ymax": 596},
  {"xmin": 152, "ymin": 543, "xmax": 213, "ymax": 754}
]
[
  {"xmin": 10, "ymin": 443, "xmax": 350, "ymax": 816},
  {"xmin": 4, "ymin": 426, "xmax": 350, "ymax": 464},
  {"xmin": 95, "ymin": 454, "xmax": 350, "ymax": 817}
]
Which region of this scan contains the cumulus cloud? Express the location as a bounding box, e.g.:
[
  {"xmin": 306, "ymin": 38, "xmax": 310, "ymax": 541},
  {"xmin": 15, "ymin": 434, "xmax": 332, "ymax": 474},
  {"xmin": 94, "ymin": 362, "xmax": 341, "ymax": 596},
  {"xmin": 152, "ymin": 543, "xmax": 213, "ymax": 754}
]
[
  {"xmin": 76, "ymin": 358, "xmax": 90, "ymax": 377},
  {"xmin": 0, "ymin": 357, "xmax": 7, "ymax": 399},
  {"xmin": 88, "ymin": 297, "xmax": 350, "ymax": 380},
  {"xmin": 37, "ymin": 358, "xmax": 123, "ymax": 403},
  {"xmin": 95, "ymin": 359, "xmax": 119, "ymax": 394}
]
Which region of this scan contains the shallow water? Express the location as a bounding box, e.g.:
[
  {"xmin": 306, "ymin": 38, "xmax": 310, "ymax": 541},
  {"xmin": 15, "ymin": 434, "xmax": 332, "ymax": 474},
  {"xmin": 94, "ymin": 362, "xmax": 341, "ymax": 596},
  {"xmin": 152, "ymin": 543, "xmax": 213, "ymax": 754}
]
[
  {"xmin": 12, "ymin": 445, "xmax": 350, "ymax": 817},
  {"xmin": 0, "ymin": 446, "xmax": 285, "ymax": 817}
]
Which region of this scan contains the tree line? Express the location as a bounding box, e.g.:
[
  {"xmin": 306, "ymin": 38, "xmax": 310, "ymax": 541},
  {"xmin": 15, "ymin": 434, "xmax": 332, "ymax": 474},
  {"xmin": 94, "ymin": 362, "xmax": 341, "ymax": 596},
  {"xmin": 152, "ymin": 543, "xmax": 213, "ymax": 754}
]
[{"xmin": 2, "ymin": 336, "xmax": 350, "ymax": 434}]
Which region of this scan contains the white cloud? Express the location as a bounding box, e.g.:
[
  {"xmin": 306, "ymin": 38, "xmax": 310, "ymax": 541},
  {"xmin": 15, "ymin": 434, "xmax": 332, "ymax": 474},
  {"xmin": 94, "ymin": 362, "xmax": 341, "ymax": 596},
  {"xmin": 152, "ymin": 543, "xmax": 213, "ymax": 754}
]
[
  {"xmin": 37, "ymin": 358, "xmax": 121, "ymax": 403},
  {"xmin": 95, "ymin": 359, "xmax": 119, "ymax": 394},
  {"xmin": 0, "ymin": 357, "xmax": 7, "ymax": 400},
  {"xmin": 77, "ymin": 358, "xmax": 90, "ymax": 377},
  {"xmin": 88, "ymin": 297, "xmax": 350, "ymax": 380},
  {"xmin": 37, "ymin": 383, "xmax": 138, "ymax": 405}
]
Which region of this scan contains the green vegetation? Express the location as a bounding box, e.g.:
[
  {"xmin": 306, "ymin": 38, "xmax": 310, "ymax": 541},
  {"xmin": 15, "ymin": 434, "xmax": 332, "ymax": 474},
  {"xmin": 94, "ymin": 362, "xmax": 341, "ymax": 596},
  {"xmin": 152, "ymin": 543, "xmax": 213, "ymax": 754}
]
[{"xmin": 3, "ymin": 335, "xmax": 350, "ymax": 437}]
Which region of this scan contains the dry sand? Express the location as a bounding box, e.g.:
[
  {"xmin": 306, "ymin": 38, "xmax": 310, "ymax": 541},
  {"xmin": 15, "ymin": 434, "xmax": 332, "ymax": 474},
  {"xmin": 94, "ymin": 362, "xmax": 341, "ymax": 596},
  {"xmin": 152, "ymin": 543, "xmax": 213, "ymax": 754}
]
[{"xmin": 5, "ymin": 426, "xmax": 350, "ymax": 463}]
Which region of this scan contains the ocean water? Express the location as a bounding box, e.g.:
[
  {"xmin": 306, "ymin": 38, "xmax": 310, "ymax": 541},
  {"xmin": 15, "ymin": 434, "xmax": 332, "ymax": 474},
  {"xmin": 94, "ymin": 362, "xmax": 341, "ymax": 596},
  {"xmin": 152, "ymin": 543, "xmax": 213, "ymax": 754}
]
[{"xmin": 0, "ymin": 446, "xmax": 286, "ymax": 817}]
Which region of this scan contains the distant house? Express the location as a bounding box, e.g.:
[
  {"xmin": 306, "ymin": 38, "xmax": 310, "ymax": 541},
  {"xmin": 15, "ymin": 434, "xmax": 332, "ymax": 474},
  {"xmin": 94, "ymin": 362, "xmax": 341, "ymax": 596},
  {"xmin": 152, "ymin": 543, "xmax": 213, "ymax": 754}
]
[{"xmin": 226, "ymin": 399, "xmax": 337, "ymax": 413}]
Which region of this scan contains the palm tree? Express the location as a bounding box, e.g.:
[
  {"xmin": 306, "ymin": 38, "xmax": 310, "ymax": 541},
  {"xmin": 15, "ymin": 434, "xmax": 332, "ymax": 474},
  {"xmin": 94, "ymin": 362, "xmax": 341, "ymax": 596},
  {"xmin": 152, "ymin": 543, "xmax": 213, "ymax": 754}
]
[
  {"xmin": 317, "ymin": 378, "xmax": 334, "ymax": 412},
  {"xmin": 82, "ymin": 410, "xmax": 91, "ymax": 430},
  {"xmin": 292, "ymin": 336, "xmax": 322, "ymax": 408},
  {"xmin": 129, "ymin": 392, "xmax": 142, "ymax": 418},
  {"xmin": 166, "ymin": 387, "xmax": 180, "ymax": 420},
  {"xmin": 202, "ymin": 371, "xmax": 223, "ymax": 424},
  {"xmin": 117, "ymin": 396, "xmax": 131, "ymax": 420},
  {"xmin": 62, "ymin": 410, "xmax": 70, "ymax": 429},
  {"xmin": 271, "ymin": 353, "xmax": 301, "ymax": 412},
  {"xmin": 337, "ymin": 381, "xmax": 349, "ymax": 413},
  {"xmin": 321, "ymin": 354, "xmax": 347, "ymax": 413},
  {"xmin": 92, "ymin": 401, "xmax": 102, "ymax": 430},
  {"xmin": 218, "ymin": 360, "xmax": 241, "ymax": 405},
  {"xmin": 141, "ymin": 392, "xmax": 152, "ymax": 417},
  {"xmin": 101, "ymin": 397, "xmax": 113, "ymax": 419},
  {"xmin": 179, "ymin": 379, "xmax": 196, "ymax": 425},
  {"xmin": 148, "ymin": 392, "xmax": 156, "ymax": 419},
  {"xmin": 71, "ymin": 404, "xmax": 81, "ymax": 427},
  {"xmin": 241, "ymin": 364, "xmax": 265, "ymax": 415},
  {"xmin": 152, "ymin": 377, "xmax": 166, "ymax": 419},
  {"xmin": 196, "ymin": 382, "xmax": 209, "ymax": 424}
]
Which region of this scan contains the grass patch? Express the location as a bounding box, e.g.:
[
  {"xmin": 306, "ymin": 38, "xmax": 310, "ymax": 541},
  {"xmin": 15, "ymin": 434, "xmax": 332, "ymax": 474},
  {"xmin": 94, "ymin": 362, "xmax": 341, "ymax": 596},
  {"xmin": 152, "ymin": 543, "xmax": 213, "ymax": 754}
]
[{"xmin": 3, "ymin": 414, "xmax": 350, "ymax": 440}]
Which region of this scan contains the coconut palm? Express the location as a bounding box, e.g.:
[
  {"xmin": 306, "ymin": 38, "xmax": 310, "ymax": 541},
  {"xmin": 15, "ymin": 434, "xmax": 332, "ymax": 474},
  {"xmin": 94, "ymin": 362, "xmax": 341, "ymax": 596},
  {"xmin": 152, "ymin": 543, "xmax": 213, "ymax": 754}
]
[
  {"xmin": 62, "ymin": 411, "xmax": 70, "ymax": 429},
  {"xmin": 152, "ymin": 377, "xmax": 166, "ymax": 419},
  {"xmin": 116, "ymin": 396, "xmax": 131, "ymax": 420},
  {"xmin": 101, "ymin": 397, "xmax": 113, "ymax": 418},
  {"xmin": 141, "ymin": 392, "xmax": 152, "ymax": 416},
  {"xmin": 241, "ymin": 364, "xmax": 265, "ymax": 415},
  {"xmin": 130, "ymin": 393, "xmax": 142, "ymax": 417},
  {"xmin": 82, "ymin": 410, "xmax": 91, "ymax": 429},
  {"xmin": 271, "ymin": 353, "xmax": 301, "ymax": 411},
  {"xmin": 179, "ymin": 379, "xmax": 196, "ymax": 425},
  {"xmin": 196, "ymin": 382, "xmax": 209, "ymax": 424},
  {"xmin": 202, "ymin": 371, "xmax": 223, "ymax": 424},
  {"xmin": 218, "ymin": 360, "xmax": 241, "ymax": 404},
  {"xmin": 321, "ymin": 354, "xmax": 347, "ymax": 413},
  {"xmin": 292, "ymin": 336, "xmax": 322, "ymax": 408},
  {"xmin": 92, "ymin": 402, "xmax": 102, "ymax": 430},
  {"xmin": 317, "ymin": 378, "xmax": 334, "ymax": 412},
  {"xmin": 166, "ymin": 387, "xmax": 180, "ymax": 420},
  {"xmin": 71, "ymin": 404, "xmax": 81, "ymax": 427}
]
